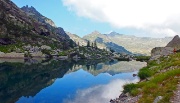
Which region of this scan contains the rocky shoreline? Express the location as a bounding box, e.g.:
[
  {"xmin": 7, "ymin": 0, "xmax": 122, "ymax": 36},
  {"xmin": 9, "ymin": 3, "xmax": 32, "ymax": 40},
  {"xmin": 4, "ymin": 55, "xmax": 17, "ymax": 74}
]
[
  {"xmin": 110, "ymin": 93, "xmax": 141, "ymax": 103},
  {"xmin": 0, "ymin": 52, "xmax": 24, "ymax": 58}
]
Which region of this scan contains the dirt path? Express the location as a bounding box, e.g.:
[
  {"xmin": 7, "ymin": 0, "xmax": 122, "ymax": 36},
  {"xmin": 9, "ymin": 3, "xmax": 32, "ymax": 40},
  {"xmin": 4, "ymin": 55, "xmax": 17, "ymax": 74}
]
[{"xmin": 170, "ymin": 77, "xmax": 180, "ymax": 103}]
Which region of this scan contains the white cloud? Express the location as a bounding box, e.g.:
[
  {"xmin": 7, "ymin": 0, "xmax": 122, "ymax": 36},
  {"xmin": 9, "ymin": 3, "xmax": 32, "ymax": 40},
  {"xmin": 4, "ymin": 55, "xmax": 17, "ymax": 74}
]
[
  {"xmin": 62, "ymin": 0, "xmax": 180, "ymax": 37},
  {"xmin": 63, "ymin": 79, "xmax": 138, "ymax": 103}
]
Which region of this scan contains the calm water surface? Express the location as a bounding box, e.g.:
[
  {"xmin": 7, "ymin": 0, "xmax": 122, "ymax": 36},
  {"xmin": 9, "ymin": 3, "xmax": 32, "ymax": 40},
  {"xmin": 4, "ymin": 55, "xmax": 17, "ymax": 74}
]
[{"xmin": 0, "ymin": 59, "xmax": 146, "ymax": 103}]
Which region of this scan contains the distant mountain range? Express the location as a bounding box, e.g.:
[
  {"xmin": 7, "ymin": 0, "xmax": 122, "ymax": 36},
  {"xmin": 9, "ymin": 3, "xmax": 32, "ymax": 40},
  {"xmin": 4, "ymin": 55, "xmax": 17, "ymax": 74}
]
[
  {"xmin": 67, "ymin": 31, "xmax": 132, "ymax": 54},
  {"xmin": 82, "ymin": 31, "xmax": 172, "ymax": 55},
  {"xmin": 67, "ymin": 30, "xmax": 172, "ymax": 55}
]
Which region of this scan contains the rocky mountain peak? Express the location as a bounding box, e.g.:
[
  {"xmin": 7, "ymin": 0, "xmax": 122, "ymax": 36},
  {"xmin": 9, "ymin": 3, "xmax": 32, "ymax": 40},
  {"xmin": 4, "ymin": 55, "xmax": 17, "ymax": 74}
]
[
  {"xmin": 92, "ymin": 31, "xmax": 101, "ymax": 35},
  {"xmin": 166, "ymin": 35, "xmax": 180, "ymax": 49},
  {"xmin": 171, "ymin": 35, "xmax": 180, "ymax": 41},
  {"xmin": 21, "ymin": 5, "xmax": 41, "ymax": 16},
  {"xmin": 21, "ymin": 5, "xmax": 57, "ymax": 27},
  {"xmin": 21, "ymin": 4, "xmax": 71, "ymax": 39}
]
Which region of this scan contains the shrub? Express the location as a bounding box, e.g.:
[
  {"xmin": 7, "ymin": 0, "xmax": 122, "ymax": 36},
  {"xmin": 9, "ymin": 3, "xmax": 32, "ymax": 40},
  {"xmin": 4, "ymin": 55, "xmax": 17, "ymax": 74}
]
[
  {"xmin": 123, "ymin": 83, "xmax": 137, "ymax": 94},
  {"xmin": 138, "ymin": 67, "xmax": 153, "ymax": 80},
  {"xmin": 58, "ymin": 52, "xmax": 67, "ymax": 56},
  {"xmin": 41, "ymin": 49, "xmax": 52, "ymax": 58},
  {"xmin": 135, "ymin": 56, "xmax": 150, "ymax": 62}
]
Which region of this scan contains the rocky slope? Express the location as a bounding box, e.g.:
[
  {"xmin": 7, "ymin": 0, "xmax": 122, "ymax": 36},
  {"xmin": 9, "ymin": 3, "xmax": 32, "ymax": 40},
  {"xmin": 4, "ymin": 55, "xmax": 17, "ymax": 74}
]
[
  {"xmin": 83, "ymin": 31, "xmax": 172, "ymax": 55},
  {"xmin": 82, "ymin": 31, "xmax": 132, "ymax": 54},
  {"xmin": 66, "ymin": 32, "xmax": 87, "ymax": 46},
  {"xmin": 21, "ymin": 5, "xmax": 57, "ymax": 27},
  {"xmin": 0, "ymin": 0, "xmax": 75, "ymax": 52},
  {"xmin": 21, "ymin": 5, "xmax": 70, "ymax": 39}
]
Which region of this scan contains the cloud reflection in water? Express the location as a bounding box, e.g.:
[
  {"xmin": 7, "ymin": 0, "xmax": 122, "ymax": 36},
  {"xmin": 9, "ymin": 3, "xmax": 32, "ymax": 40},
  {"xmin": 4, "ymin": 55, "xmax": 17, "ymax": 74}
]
[{"xmin": 63, "ymin": 78, "xmax": 138, "ymax": 103}]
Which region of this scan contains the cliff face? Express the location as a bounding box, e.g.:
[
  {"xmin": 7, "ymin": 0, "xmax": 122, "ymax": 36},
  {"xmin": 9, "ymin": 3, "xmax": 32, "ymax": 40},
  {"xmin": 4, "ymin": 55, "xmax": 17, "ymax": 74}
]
[
  {"xmin": 166, "ymin": 35, "xmax": 180, "ymax": 50},
  {"xmin": 0, "ymin": 0, "xmax": 74, "ymax": 50}
]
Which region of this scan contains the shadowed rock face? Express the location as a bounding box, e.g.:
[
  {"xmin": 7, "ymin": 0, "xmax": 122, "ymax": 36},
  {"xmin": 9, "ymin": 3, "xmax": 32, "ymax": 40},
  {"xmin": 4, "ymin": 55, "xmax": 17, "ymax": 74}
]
[
  {"xmin": 0, "ymin": 38, "xmax": 14, "ymax": 45},
  {"xmin": 166, "ymin": 35, "xmax": 180, "ymax": 50}
]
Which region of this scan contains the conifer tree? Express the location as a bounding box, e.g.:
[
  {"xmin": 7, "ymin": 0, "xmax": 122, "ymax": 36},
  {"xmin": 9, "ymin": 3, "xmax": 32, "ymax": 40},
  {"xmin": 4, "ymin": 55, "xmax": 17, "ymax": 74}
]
[
  {"xmin": 94, "ymin": 41, "xmax": 97, "ymax": 49},
  {"xmin": 91, "ymin": 42, "xmax": 94, "ymax": 47},
  {"xmin": 87, "ymin": 41, "xmax": 90, "ymax": 47}
]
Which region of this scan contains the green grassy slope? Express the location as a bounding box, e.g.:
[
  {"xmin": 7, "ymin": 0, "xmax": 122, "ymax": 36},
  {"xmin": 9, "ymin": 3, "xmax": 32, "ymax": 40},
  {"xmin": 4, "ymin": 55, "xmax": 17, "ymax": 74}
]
[{"xmin": 123, "ymin": 53, "xmax": 180, "ymax": 103}]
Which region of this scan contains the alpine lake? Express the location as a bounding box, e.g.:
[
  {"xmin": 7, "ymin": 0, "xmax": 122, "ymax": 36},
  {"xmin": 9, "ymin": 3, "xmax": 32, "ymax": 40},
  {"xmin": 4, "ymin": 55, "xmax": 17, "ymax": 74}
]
[{"xmin": 0, "ymin": 58, "xmax": 146, "ymax": 103}]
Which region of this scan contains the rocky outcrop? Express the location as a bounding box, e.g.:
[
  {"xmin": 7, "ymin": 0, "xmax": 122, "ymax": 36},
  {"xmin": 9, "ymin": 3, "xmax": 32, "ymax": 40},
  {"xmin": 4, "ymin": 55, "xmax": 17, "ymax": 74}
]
[
  {"xmin": 41, "ymin": 45, "xmax": 51, "ymax": 50},
  {"xmin": 166, "ymin": 35, "xmax": 180, "ymax": 50}
]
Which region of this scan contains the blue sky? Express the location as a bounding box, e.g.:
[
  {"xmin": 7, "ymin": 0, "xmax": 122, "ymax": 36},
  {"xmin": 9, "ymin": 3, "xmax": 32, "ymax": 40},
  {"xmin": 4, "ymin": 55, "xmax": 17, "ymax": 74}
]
[
  {"xmin": 12, "ymin": 0, "xmax": 180, "ymax": 38},
  {"xmin": 12, "ymin": 0, "xmax": 128, "ymax": 37}
]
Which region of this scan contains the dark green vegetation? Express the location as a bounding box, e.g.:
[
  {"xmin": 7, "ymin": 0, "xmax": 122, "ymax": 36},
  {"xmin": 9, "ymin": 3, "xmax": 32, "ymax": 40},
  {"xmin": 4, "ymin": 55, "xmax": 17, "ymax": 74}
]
[
  {"xmin": 114, "ymin": 57, "xmax": 130, "ymax": 61},
  {"xmin": 135, "ymin": 56, "xmax": 151, "ymax": 62},
  {"xmin": 123, "ymin": 53, "xmax": 180, "ymax": 102}
]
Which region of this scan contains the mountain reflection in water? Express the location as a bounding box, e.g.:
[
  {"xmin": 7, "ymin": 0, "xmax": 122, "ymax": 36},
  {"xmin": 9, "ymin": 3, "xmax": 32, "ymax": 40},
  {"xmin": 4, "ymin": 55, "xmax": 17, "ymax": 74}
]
[{"xmin": 0, "ymin": 59, "xmax": 146, "ymax": 103}]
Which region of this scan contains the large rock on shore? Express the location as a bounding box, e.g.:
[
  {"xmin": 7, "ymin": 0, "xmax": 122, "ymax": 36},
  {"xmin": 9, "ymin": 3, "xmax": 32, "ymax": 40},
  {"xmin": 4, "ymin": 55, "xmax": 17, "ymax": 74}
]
[
  {"xmin": 0, "ymin": 52, "xmax": 24, "ymax": 58},
  {"xmin": 41, "ymin": 45, "xmax": 51, "ymax": 50},
  {"xmin": 30, "ymin": 51, "xmax": 46, "ymax": 58},
  {"xmin": 150, "ymin": 47, "xmax": 173, "ymax": 60}
]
